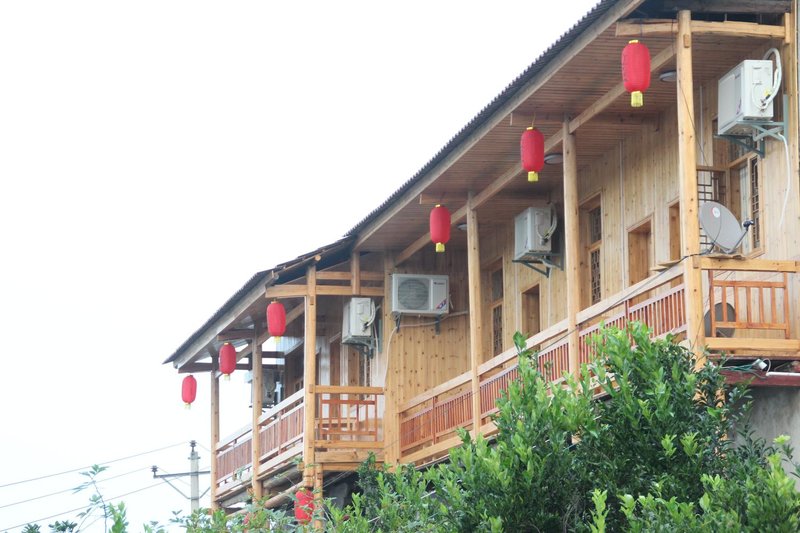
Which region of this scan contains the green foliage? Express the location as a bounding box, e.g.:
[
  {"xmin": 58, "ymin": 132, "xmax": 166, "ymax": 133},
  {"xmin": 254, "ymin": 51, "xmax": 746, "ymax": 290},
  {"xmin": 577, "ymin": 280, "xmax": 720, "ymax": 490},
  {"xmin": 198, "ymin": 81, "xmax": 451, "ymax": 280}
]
[
  {"xmin": 331, "ymin": 322, "xmax": 797, "ymax": 532},
  {"xmin": 22, "ymin": 525, "xmax": 42, "ymax": 533},
  {"xmin": 48, "ymin": 521, "xmax": 77, "ymax": 533}
]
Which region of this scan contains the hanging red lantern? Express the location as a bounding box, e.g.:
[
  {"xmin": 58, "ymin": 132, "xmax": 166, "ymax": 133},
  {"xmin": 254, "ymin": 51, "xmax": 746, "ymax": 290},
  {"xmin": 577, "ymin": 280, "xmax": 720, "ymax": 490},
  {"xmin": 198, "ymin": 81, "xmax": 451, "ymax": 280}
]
[
  {"xmin": 429, "ymin": 204, "xmax": 451, "ymax": 253},
  {"xmin": 181, "ymin": 375, "xmax": 197, "ymax": 408},
  {"xmin": 294, "ymin": 488, "xmax": 314, "ymax": 524},
  {"xmin": 621, "ymin": 39, "xmax": 651, "ymax": 108},
  {"xmin": 267, "ymin": 300, "xmax": 286, "ymax": 338},
  {"xmin": 219, "ymin": 342, "xmax": 236, "ymax": 379},
  {"xmin": 520, "ymin": 127, "xmax": 544, "ymax": 182}
]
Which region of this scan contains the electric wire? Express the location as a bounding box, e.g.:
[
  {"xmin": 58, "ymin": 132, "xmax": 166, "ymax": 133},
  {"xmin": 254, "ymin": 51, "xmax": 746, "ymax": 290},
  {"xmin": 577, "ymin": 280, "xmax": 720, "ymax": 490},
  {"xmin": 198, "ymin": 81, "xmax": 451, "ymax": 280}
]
[
  {"xmin": 0, "ymin": 465, "xmax": 152, "ymax": 510},
  {"xmin": 0, "ymin": 441, "xmax": 185, "ymax": 489},
  {"xmin": 0, "ymin": 481, "xmax": 165, "ymax": 532}
]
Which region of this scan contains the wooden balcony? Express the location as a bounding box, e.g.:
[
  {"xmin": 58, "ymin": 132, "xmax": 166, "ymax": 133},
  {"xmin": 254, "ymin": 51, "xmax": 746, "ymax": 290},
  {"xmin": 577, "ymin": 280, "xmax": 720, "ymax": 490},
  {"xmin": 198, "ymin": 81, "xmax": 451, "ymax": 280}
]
[
  {"xmin": 214, "ymin": 386, "xmax": 384, "ymax": 503},
  {"xmin": 398, "ymin": 258, "xmax": 800, "ymax": 465}
]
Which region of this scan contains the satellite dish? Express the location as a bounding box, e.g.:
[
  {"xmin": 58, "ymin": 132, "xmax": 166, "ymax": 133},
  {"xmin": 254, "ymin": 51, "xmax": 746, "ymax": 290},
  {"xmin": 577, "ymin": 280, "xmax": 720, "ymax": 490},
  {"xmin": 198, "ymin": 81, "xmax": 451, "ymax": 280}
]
[
  {"xmin": 698, "ymin": 201, "xmax": 753, "ymax": 254},
  {"xmin": 703, "ymin": 302, "xmax": 736, "ymax": 337}
]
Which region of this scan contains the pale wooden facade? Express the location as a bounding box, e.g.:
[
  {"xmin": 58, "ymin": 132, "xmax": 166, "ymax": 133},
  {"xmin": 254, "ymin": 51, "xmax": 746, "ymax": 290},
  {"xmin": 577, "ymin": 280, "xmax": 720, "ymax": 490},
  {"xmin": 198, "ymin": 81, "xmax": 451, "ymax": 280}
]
[{"xmin": 165, "ymin": 0, "xmax": 800, "ymax": 511}]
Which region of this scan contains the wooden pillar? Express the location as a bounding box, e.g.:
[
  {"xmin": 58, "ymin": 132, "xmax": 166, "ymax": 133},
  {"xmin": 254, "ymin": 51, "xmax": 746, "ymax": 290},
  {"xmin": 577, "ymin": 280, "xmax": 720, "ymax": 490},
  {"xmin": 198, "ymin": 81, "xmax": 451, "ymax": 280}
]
[
  {"xmin": 251, "ymin": 323, "xmax": 263, "ymax": 499},
  {"xmin": 302, "ymin": 264, "xmax": 318, "ymax": 488},
  {"xmin": 351, "ymin": 251, "xmax": 361, "ymax": 295},
  {"xmin": 382, "ymin": 253, "xmax": 400, "ymax": 465},
  {"xmin": 313, "ymin": 463, "xmax": 324, "ymax": 529},
  {"xmin": 466, "ymin": 192, "xmax": 484, "ymax": 435},
  {"xmin": 209, "ymin": 357, "xmax": 220, "ymax": 510},
  {"xmin": 563, "ymin": 119, "xmax": 581, "ymax": 375},
  {"xmin": 676, "ymin": 9, "xmax": 705, "ymax": 360}
]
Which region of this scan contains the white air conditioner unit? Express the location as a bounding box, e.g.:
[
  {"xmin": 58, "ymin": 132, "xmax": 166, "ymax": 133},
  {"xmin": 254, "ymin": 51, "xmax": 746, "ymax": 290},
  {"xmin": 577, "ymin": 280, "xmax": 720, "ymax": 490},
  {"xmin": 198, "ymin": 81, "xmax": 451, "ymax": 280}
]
[
  {"xmin": 342, "ymin": 297, "xmax": 375, "ymax": 345},
  {"xmin": 514, "ymin": 206, "xmax": 557, "ymax": 261},
  {"xmin": 718, "ymin": 59, "xmax": 775, "ymax": 135},
  {"xmin": 391, "ymin": 274, "xmax": 449, "ymax": 316}
]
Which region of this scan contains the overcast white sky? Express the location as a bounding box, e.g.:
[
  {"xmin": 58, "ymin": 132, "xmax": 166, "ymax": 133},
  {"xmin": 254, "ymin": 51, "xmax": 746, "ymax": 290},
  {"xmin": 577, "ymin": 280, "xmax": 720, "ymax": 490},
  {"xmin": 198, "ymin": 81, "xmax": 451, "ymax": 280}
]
[{"xmin": 0, "ymin": 1, "xmax": 599, "ymax": 529}]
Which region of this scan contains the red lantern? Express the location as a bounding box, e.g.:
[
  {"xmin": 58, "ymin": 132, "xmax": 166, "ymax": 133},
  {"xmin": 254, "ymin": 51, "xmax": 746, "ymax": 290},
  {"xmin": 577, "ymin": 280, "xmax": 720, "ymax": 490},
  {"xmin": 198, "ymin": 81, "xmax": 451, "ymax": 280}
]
[
  {"xmin": 219, "ymin": 342, "xmax": 236, "ymax": 379},
  {"xmin": 267, "ymin": 300, "xmax": 286, "ymax": 338},
  {"xmin": 181, "ymin": 375, "xmax": 197, "ymax": 408},
  {"xmin": 294, "ymin": 488, "xmax": 314, "ymax": 524},
  {"xmin": 520, "ymin": 127, "xmax": 544, "ymax": 182},
  {"xmin": 429, "ymin": 204, "xmax": 451, "ymax": 253},
  {"xmin": 622, "ymin": 39, "xmax": 651, "ymax": 108}
]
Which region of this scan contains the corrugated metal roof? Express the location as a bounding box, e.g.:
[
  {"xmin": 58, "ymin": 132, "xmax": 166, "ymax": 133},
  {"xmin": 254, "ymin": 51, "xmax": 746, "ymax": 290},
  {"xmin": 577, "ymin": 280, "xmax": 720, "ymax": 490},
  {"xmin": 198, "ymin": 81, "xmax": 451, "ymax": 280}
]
[
  {"xmin": 164, "ymin": 236, "xmax": 354, "ymax": 365},
  {"xmin": 346, "ymin": 0, "xmax": 612, "ymax": 237}
]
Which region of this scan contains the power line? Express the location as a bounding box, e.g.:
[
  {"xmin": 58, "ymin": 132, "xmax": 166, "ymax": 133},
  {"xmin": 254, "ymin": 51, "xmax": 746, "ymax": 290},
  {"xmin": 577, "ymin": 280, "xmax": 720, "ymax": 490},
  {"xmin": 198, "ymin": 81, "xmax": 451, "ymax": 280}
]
[
  {"xmin": 0, "ymin": 465, "xmax": 151, "ymax": 510},
  {"xmin": 0, "ymin": 481, "xmax": 165, "ymax": 532},
  {"xmin": 0, "ymin": 441, "xmax": 184, "ymax": 489}
]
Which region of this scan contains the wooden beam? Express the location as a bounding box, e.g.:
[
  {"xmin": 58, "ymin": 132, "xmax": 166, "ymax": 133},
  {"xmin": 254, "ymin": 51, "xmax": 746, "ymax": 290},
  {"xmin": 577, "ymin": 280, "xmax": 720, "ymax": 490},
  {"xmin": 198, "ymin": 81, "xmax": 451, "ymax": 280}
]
[
  {"xmin": 706, "ymin": 338, "xmax": 800, "ymax": 352},
  {"xmin": 209, "ymin": 357, "xmax": 220, "ymax": 510},
  {"xmin": 251, "ymin": 324, "xmax": 263, "ymax": 499},
  {"xmin": 617, "ymin": 19, "xmax": 786, "ymax": 39},
  {"xmin": 569, "ymin": 44, "xmax": 676, "ymax": 133},
  {"xmin": 663, "ymin": 0, "xmax": 791, "ymax": 13},
  {"xmin": 216, "ymin": 329, "xmax": 255, "ymax": 342},
  {"xmin": 696, "ymin": 257, "xmax": 800, "ymax": 272},
  {"xmin": 266, "ymin": 282, "xmax": 383, "ymax": 299},
  {"xmin": 302, "ymin": 265, "xmax": 317, "ymax": 488},
  {"xmin": 676, "ymin": 10, "xmax": 706, "ymax": 363},
  {"xmin": 466, "ymin": 192, "xmax": 484, "ymax": 436},
  {"xmin": 562, "ymin": 119, "xmax": 581, "ymax": 377},
  {"xmin": 352, "ymin": 0, "xmax": 646, "ymax": 251}
]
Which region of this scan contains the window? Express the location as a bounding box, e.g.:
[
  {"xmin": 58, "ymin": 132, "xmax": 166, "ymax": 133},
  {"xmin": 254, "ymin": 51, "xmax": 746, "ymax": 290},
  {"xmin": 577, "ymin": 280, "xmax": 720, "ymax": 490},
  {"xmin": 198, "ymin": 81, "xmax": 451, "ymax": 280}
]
[
  {"xmin": 708, "ymin": 119, "xmax": 762, "ymax": 254},
  {"xmin": 490, "ymin": 264, "xmax": 504, "ymax": 356},
  {"xmin": 580, "ymin": 196, "xmax": 602, "ymax": 307}
]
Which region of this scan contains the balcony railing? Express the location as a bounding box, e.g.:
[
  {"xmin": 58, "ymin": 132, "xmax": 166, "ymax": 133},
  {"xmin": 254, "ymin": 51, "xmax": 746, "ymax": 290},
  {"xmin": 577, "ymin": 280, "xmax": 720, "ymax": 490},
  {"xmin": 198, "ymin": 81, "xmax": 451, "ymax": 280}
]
[
  {"xmin": 315, "ymin": 386, "xmax": 384, "ymax": 449},
  {"xmin": 214, "ymin": 386, "xmax": 385, "ymax": 499},
  {"xmin": 216, "ymin": 389, "xmax": 305, "ymax": 497},
  {"xmin": 398, "ymin": 259, "xmax": 800, "ymax": 463},
  {"xmin": 400, "ymin": 266, "xmax": 687, "ymax": 462}
]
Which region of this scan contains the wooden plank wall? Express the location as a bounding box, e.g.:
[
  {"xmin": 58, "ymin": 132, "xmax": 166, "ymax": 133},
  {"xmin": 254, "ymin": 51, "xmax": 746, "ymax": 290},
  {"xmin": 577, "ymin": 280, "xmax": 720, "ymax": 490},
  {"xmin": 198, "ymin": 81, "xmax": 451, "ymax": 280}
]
[{"xmin": 377, "ymin": 248, "xmax": 471, "ymax": 404}]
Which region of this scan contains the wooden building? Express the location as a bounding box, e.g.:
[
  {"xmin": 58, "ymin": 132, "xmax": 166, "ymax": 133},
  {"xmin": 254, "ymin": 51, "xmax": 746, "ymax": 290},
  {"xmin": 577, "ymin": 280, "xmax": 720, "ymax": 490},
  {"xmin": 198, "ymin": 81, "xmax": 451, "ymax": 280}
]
[{"xmin": 164, "ymin": 0, "xmax": 800, "ymax": 512}]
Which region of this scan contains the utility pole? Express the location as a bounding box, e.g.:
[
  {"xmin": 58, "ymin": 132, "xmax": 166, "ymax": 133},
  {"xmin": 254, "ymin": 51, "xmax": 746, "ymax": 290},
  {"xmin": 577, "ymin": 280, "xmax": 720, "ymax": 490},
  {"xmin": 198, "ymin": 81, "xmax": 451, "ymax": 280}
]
[{"xmin": 152, "ymin": 440, "xmax": 210, "ymax": 512}]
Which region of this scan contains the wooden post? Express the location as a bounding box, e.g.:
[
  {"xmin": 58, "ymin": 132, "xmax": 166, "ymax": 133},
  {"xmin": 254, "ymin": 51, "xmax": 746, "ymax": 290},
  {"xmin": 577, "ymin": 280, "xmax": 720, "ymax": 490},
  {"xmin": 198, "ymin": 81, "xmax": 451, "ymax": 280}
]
[
  {"xmin": 302, "ymin": 264, "xmax": 318, "ymax": 488},
  {"xmin": 676, "ymin": 9, "xmax": 705, "ymax": 361},
  {"xmin": 313, "ymin": 463, "xmax": 324, "ymax": 529},
  {"xmin": 563, "ymin": 119, "xmax": 581, "ymax": 375},
  {"xmin": 251, "ymin": 322, "xmax": 263, "ymax": 499},
  {"xmin": 466, "ymin": 192, "xmax": 484, "ymax": 435},
  {"xmin": 381, "ymin": 253, "xmax": 400, "ymax": 465},
  {"xmin": 351, "ymin": 251, "xmax": 361, "ymax": 295},
  {"xmin": 209, "ymin": 357, "xmax": 220, "ymax": 510}
]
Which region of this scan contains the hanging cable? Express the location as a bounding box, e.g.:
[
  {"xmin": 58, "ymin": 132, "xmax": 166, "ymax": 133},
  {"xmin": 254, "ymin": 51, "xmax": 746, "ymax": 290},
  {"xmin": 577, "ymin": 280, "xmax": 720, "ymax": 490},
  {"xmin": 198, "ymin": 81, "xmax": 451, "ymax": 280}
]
[{"xmin": 0, "ymin": 441, "xmax": 184, "ymax": 489}]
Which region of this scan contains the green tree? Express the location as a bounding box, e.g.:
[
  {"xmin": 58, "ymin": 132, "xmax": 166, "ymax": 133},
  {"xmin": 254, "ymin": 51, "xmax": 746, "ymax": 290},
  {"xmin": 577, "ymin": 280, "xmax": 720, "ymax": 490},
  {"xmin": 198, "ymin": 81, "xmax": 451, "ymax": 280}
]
[{"xmin": 327, "ymin": 323, "xmax": 789, "ymax": 532}]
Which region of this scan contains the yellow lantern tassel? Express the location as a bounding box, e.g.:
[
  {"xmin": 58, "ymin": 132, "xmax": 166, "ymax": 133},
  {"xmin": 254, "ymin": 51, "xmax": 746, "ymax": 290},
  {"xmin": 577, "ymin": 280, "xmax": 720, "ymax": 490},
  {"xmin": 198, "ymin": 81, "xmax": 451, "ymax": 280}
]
[
  {"xmin": 184, "ymin": 403, "xmax": 191, "ymax": 410},
  {"xmin": 435, "ymin": 242, "xmax": 445, "ymax": 253},
  {"xmin": 631, "ymin": 91, "xmax": 643, "ymax": 108},
  {"xmin": 224, "ymin": 374, "xmax": 231, "ymax": 381},
  {"xmin": 528, "ymin": 171, "xmax": 538, "ymax": 182}
]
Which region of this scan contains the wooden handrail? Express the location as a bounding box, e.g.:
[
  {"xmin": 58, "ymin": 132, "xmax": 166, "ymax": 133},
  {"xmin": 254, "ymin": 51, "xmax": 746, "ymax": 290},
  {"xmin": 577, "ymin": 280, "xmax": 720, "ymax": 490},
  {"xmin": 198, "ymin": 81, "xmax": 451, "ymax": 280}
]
[
  {"xmin": 477, "ymin": 319, "xmax": 570, "ymax": 375},
  {"xmin": 314, "ymin": 385, "xmax": 384, "ymax": 395},
  {"xmin": 697, "ymin": 257, "xmax": 800, "ymax": 273},
  {"xmin": 399, "ymin": 370, "xmax": 472, "ymax": 413},
  {"xmin": 258, "ymin": 389, "xmax": 305, "ymax": 425}
]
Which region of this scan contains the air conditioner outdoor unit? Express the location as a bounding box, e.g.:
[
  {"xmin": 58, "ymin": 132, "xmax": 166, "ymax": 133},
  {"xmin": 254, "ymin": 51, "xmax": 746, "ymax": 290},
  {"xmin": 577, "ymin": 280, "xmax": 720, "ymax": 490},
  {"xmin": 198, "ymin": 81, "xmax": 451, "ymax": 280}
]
[
  {"xmin": 718, "ymin": 59, "xmax": 775, "ymax": 135},
  {"xmin": 342, "ymin": 297, "xmax": 375, "ymax": 345},
  {"xmin": 514, "ymin": 206, "xmax": 557, "ymax": 261},
  {"xmin": 391, "ymin": 274, "xmax": 449, "ymax": 316}
]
